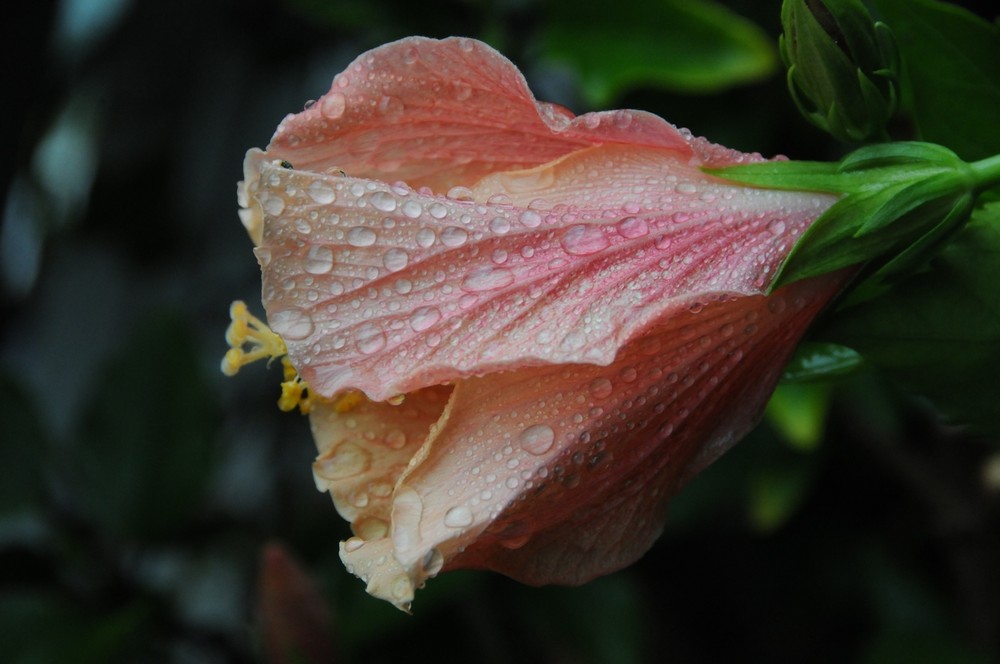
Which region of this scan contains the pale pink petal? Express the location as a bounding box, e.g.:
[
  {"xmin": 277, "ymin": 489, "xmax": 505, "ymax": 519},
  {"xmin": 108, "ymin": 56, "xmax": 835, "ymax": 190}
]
[
  {"xmin": 263, "ymin": 36, "xmax": 703, "ymax": 192},
  {"xmin": 245, "ymin": 144, "xmax": 834, "ymax": 401},
  {"xmin": 309, "ymin": 385, "xmax": 451, "ymax": 540},
  {"xmin": 338, "ymin": 274, "xmax": 843, "ymax": 607}
]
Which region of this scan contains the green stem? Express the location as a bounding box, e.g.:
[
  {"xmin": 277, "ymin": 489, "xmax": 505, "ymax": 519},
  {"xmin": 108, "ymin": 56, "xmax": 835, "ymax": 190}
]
[{"xmin": 970, "ymin": 153, "xmax": 1000, "ymax": 191}]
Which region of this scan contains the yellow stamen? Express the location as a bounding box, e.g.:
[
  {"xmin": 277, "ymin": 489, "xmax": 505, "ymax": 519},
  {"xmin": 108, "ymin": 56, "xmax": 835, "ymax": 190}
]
[
  {"xmin": 333, "ymin": 389, "xmax": 366, "ymax": 413},
  {"xmin": 222, "ymin": 300, "xmax": 311, "ymax": 414}
]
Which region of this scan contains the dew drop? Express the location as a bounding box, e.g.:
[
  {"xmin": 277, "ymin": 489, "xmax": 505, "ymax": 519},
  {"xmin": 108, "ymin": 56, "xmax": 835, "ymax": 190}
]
[
  {"xmin": 270, "ymin": 308, "xmax": 314, "ymax": 340},
  {"xmin": 409, "ymin": 306, "xmax": 441, "ymax": 331},
  {"xmin": 401, "ymin": 199, "xmax": 422, "ymax": 218},
  {"xmin": 320, "ymin": 92, "xmax": 347, "ymax": 119},
  {"xmin": 444, "ymin": 506, "xmax": 474, "ymax": 528},
  {"xmin": 314, "ymin": 441, "xmax": 371, "ymax": 480},
  {"xmin": 355, "ymin": 323, "xmax": 386, "ymax": 354},
  {"xmin": 307, "ymin": 181, "xmax": 336, "ymax": 204},
  {"xmin": 305, "ymin": 245, "xmax": 334, "ymax": 274},
  {"xmin": 489, "ymin": 217, "xmax": 511, "ymax": 234},
  {"xmin": 519, "ymin": 424, "xmax": 555, "ymax": 456},
  {"xmin": 446, "ymin": 186, "xmax": 474, "ymax": 201},
  {"xmin": 415, "ymin": 227, "xmax": 436, "ymax": 248},
  {"xmin": 385, "ymin": 429, "xmax": 407, "ymax": 449},
  {"xmin": 370, "ymin": 191, "xmax": 398, "ymax": 212},
  {"xmin": 676, "ymin": 183, "xmax": 697, "ymax": 195},
  {"xmin": 560, "ymin": 224, "xmax": 610, "ymax": 256},
  {"xmin": 518, "ymin": 210, "xmax": 542, "ymax": 228},
  {"xmin": 429, "ymin": 202, "xmax": 448, "ymax": 219},
  {"xmin": 461, "ymin": 266, "xmax": 514, "ymax": 292},
  {"xmin": 617, "ymin": 216, "xmax": 649, "ymax": 239},
  {"xmin": 262, "ymin": 195, "xmax": 285, "ymax": 216},
  {"xmin": 440, "ymin": 226, "xmax": 469, "ymax": 247},
  {"xmin": 347, "ymin": 226, "xmax": 377, "ymax": 247},
  {"xmin": 769, "ymin": 219, "xmax": 787, "ymax": 235},
  {"xmin": 382, "ymin": 248, "xmax": 409, "ymax": 272},
  {"xmin": 589, "ymin": 377, "xmax": 613, "ymax": 399}
]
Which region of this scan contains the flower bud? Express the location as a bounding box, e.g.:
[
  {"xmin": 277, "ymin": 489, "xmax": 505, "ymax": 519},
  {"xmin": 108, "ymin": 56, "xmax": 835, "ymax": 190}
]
[{"xmin": 780, "ymin": 0, "xmax": 899, "ymax": 142}]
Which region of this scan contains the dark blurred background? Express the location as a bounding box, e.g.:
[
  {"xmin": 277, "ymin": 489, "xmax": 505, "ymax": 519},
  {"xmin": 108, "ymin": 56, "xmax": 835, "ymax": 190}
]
[{"xmin": 3, "ymin": 0, "xmax": 999, "ymax": 662}]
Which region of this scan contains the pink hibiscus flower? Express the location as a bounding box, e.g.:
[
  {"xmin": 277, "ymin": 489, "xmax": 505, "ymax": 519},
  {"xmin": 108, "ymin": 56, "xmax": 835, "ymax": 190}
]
[{"xmin": 232, "ymin": 36, "xmax": 846, "ymax": 610}]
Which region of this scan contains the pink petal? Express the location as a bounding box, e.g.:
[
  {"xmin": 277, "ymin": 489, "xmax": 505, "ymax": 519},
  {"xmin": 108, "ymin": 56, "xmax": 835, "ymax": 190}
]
[
  {"xmin": 333, "ymin": 274, "xmax": 843, "ymax": 608},
  {"xmin": 246, "ymin": 144, "xmax": 834, "ymax": 401},
  {"xmin": 262, "ymin": 36, "xmax": 718, "ymax": 193}
]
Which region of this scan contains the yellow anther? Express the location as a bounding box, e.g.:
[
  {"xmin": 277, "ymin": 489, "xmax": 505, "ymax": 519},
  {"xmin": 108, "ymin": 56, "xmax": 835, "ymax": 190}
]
[
  {"xmin": 221, "ymin": 300, "xmax": 288, "ymax": 376},
  {"xmin": 278, "ymin": 357, "xmax": 312, "ymax": 415},
  {"xmin": 333, "ymin": 389, "xmax": 366, "ymax": 414},
  {"xmin": 223, "ymin": 300, "xmax": 311, "ymax": 415}
]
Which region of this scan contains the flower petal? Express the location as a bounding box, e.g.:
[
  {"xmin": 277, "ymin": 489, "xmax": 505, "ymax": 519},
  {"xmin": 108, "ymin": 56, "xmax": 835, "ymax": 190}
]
[
  {"xmin": 247, "ymin": 144, "xmax": 834, "ymax": 401},
  {"xmin": 310, "ymin": 385, "xmax": 451, "ymax": 540},
  {"xmin": 336, "ymin": 274, "xmax": 843, "ymax": 607},
  {"xmin": 262, "ymin": 36, "xmax": 700, "ymax": 192}
]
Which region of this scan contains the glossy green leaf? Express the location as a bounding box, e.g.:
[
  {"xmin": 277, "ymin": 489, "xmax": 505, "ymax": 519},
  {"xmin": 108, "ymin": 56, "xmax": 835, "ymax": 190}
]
[
  {"xmin": 71, "ymin": 314, "xmax": 218, "ymax": 539},
  {"xmin": 543, "ymin": 0, "xmax": 777, "ymax": 105},
  {"xmin": 782, "ymin": 342, "xmax": 865, "ymax": 383},
  {"xmin": 868, "ymin": 0, "xmax": 1000, "ymax": 160},
  {"xmin": 817, "ymin": 203, "xmax": 1000, "ymax": 434}
]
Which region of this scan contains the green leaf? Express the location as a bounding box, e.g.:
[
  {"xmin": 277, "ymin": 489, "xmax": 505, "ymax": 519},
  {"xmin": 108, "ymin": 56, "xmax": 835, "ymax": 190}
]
[
  {"xmin": 781, "ymin": 342, "xmax": 865, "ymax": 383},
  {"xmin": 817, "ymin": 202, "xmax": 1000, "ymax": 434},
  {"xmin": 71, "ymin": 314, "xmax": 219, "ymax": 540},
  {"xmin": 766, "ymin": 382, "xmax": 832, "ymax": 451},
  {"xmin": 542, "ymin": 0, "xmax": 777, "ymax": 105},
  {"xmin": 868, "ymin": 0, "xmax": 1000, "ymax": 160}
]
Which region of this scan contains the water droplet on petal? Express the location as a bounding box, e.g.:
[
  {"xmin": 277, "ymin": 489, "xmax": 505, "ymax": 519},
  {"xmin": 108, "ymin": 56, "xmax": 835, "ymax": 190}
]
[
  {"xmin": 444, "ymin": 505, "xmax": 474, "ymax": 528},
  {"xmin": 519, "ymin": 424, "xmax": 554, "ymax": 455},
  {"xmin": 415, "ymin": 227, "xmax": 436, "ymax": 248},
  {"xmin": 270, "ymin": 308, "xmax": 314, "ymax": 340},
  {"xmin": 446, "ymin": 186, "xmax": 475, "ymax": 201},
  {"xmin": 519, "ymin": 210, "xmax": 542, "ymax": 228},
  {"xmin": 769, "ymin": 219, "xmax": 787, "ymax": 235},
  {"xmin": 676, "ymin": 183, "xmax": 697, "ymax": 195},
  {"xmin": 401, "ymin": 199, "xmax": 422, "ymax": 218},
  {"xmin": 409, "ymin": 306, "xmax": 441, "ymax": 331},
  {"xmin": 489, "ymin": 217, "xmax": 511, "ymax": 234},
  {"xmin": 428, "ymin": 202, "xmax": 448, "ymax": 219},
  {"xmin": 461, "ymin": 266, "xmax": 514, "ymax": 292},
  {"xmin": 307, "ymin": 181, "xmax": 336, "ymax": 204},
  {"xmin": 355, "ymin": 323, "xmax": 386, "ymax": 354},
  {"xmin": 440, "ymin": 226, "xmax": 468, "ymax": 247},
  {"xmin": 560, "ymin": 224, "xmax": 610, "ymax": 256},
  {"xmin": 347, "ymin": 226, "xmax": 377, "ymax": 247},
  {"xmin": 262, "ymin": 195, "xmax": 285, "ymax": 216},
  {"xmin": 320, "ymin": 92, "xmax": 346, "ymax": 119},
  {"xmin": 314, "ymin": 441, "xmax": 371, "ymax": 479},
  {"xmin": 617, "ymin": 216, "xmax": 649, "ymax": 239},
  {"xmin": 370, "ymin": 191, "xmax": 398, "ymax": 212},
  {"xmin": 589, "ymin": 377, "xmax": 613, "ymax": 399},
  {"xmin": 382, "ymin": 248, "xmax": 409, "ymax": 272},
  {"xmin": 306, "ymin": 245, "xmax": 334, "ymax": 274},
  {"xmin": 385, "ymin": 429, "xmax": 407, "ymax": 449}
]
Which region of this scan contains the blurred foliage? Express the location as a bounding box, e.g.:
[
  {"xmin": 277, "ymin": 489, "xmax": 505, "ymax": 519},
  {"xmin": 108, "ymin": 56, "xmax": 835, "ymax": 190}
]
[
  {"xmin": 542, "ymin": 0, "xmax": 778, "ymax": 105},
  {"xmin": 3, "ymin": 0, "xmax": 999, "ymax": 662},
  {"xmin": 868, "ymin": 0, "xmax": 1000, "ymax": 160}
]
